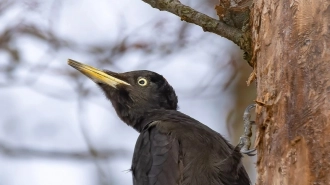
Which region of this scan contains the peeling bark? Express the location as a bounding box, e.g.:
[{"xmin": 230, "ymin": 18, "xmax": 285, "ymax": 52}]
[{"xmin": 252, "ymin": 1, "xmax": 330, "ymax": 184}]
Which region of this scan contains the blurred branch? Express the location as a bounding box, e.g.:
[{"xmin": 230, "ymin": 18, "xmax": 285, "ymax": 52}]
[
  {"xmin": 141, "ymin": 0, "xmax": 246, "ymax": 50},
  {"xmin": 0, "ymin": 140, "xmax": 130, "ymax": 161},
  {"xmin": 76, "ymin": 82, "xmax": 112, "ymax": 185},
  {"xmin": 0, "ymin": 0, "xmax": 14, "ymax": 16}
]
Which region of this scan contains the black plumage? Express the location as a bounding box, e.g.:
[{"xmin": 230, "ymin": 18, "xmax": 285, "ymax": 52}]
[{"xmin": 68, "ymin": 59, "xmax": 251, "ymax": 185}]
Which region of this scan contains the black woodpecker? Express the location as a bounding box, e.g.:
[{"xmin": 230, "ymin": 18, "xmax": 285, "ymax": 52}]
[{"xmin": 68, "ymin": 59, "xmax": 252, "ymax": 185}]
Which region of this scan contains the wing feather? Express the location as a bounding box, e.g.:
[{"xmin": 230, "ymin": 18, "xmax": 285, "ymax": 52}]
[{"xmin": 132, "ymin": 124, "xmax": 180, "ymax": 185}]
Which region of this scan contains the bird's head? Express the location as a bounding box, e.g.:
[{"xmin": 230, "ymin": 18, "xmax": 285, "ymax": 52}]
[{"xmin": 68, "ymin": 59, "xmax": 178, "ymax": 131}]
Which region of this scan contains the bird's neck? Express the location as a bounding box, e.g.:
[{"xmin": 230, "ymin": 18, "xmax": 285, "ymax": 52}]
[
  {"xmin": 119, "ymin": 108, "xmax": 173, "ymax": 132},
  {"xmin": 111, "ymin": 98, "xmax": 178, "ymax": 132}
]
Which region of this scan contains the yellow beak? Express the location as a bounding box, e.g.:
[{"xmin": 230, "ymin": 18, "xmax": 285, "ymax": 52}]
[{"xmin": 68, "ymin": 59, "xmax": 130, "ymax": 88}]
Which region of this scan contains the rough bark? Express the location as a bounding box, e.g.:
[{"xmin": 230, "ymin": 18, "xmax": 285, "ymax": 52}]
[{"xmin": 252, "ymin": 1, "xmax": 330, "ymax": 184}]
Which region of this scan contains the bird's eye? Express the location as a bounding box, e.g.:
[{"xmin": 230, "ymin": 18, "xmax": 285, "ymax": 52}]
[{"xmin": 138, "ymin": 77, "xmax": 148, "ymax": 86}]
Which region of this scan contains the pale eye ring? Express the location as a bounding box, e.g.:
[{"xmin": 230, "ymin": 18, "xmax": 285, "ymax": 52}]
[{"xmin": 138, "ymin": 77, "xmax": 148, "ymax": 86}]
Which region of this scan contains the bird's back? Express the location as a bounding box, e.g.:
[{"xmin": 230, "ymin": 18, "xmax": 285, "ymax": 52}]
[{"xmin": 132, "ymin": 110, "xmax": 250, "ymax": 185}]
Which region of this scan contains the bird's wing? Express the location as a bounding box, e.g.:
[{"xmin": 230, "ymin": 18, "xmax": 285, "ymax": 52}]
[
  {"xmin": 131, "ymin": 123, "xmax": 180, "ymax": 185},
  {"xmin": 216, "ymin": 145, "xmax": 251, "ymax": 185}
]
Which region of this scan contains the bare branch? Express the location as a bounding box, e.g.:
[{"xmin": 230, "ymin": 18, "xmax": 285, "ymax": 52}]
[
  {"xmin": 0, "ymin": 140, "xmax": 130, "ymax": 161},
  {"xmin": 141, "ymin": 0, "xmax": 246, "ymax": 50}
]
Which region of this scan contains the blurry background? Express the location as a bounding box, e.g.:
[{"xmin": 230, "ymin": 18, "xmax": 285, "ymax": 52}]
[{"xmin": 0, "ymin": 0, "xmax": 256, "ymax": 185}]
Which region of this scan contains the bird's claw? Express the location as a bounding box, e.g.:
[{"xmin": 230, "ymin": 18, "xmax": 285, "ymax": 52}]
[
  {"xmin": 241, "ymin": 148, "xmax": 257, "ymax": 156},
  {"xmin": 237, "ymin": 135, "xmax": 257, "ymax": 156},
  {"xmin": 238, "ymin": 104, "xmax": 256, "ymax": 156},
  {"xmin": 241, "ymin": 148, "xmax": 256, "ymax": 156}
]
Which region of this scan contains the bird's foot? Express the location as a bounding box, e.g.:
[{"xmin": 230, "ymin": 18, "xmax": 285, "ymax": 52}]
[
  {"xmin": 237, "ymin": 136, "xmax": 256, "ymax": 156},
  {"xmin": 238, "ymin": 104, "xmax": 256, "ymax": 156}
]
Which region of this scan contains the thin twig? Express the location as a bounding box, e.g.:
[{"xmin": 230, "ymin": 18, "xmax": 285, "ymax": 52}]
[{"xmin": 0, "ymin": 140, "xmax": 129, "ymax": 160}]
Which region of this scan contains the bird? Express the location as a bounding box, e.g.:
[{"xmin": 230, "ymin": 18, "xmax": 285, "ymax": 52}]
[{"xmin": 68, "ymin": 59, "xmax": 251, "ymax": 185}]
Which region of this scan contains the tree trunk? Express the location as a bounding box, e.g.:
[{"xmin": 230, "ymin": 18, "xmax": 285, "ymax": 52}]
[{"xmin": 252, "ymin": 1, "xmax": 330, "ymax": 184}]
